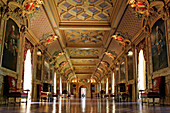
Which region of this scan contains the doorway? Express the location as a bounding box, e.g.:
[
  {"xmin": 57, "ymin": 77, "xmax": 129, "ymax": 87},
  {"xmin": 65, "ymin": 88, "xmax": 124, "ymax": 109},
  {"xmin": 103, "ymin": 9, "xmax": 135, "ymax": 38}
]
[{"xmin": 79, "ymin": 85, "xmax": 87, "ymax": 98}]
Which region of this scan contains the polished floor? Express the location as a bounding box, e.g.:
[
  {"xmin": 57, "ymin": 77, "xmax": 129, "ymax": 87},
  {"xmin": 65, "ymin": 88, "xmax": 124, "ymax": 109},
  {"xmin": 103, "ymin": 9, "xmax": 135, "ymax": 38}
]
[{"xmin": 0, "ymin": 98, "xmax": 170, "ymax": 113}]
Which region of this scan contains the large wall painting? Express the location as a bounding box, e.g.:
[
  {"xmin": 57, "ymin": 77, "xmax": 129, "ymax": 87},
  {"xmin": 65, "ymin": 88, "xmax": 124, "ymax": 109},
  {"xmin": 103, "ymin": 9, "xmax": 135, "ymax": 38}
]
[
  {"xmin": 2, "ymin": 19, "xmax": 20, "ymax": 72},
  {"xmin": 151, "ymin": 19, "xmax": 168, "ymax": 72},
  {"xmin": 127, "ymin": 56, "xmax": 133, "ymax": 81},
  {"xmin": 44, "ymin": 60, "xmax": 49, "ymax": 81},
  {"xmin": 36, "ymin": 50, "xmax": 42, "ymax": 80},
  {"xmin": 120, "ymin": 62, "xmax": 125, "ymax": 81}
]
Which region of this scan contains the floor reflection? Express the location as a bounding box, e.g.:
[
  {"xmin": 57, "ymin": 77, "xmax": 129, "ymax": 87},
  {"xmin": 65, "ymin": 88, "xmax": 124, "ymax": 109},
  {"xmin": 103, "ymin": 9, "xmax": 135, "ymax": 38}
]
[
  {"xmin": 1, "ymin": 98, "xmax": 170, "ymax": 113},
  {"xmin": 81, "ymin": 98, "xmax": 86, "ymax": 112}
]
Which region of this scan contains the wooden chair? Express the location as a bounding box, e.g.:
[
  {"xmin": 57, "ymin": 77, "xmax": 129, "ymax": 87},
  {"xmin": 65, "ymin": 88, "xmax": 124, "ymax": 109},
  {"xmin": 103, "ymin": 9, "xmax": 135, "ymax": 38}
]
[
  {"xmin": 3, "ymin": 76, "xmax": 29, "ymax": 106},
  {"xmin": 40, "ymin": 91, "xmax": 51, "ymax": 102},
  {"xmin": 140, "ymin": 76, "xmax": 165, "ymax": 105}
]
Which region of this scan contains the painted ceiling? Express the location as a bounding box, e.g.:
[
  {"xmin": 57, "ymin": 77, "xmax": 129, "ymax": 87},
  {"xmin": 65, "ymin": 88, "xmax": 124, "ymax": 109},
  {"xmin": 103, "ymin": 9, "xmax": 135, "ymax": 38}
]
[
  {"xmin": 71, "ymin": 59, "xmax": 99, "ymax": 65},
  {"xmin": 65, "ymin": 30, "xmax": 106, "ymax": 45},
  {"xmin": 55, "ymin": 0, "xmax": 114, "ymax": 21},
  {"xmin": 68, "ymin": 49, "xmax": 100, "ymax": 58},
  {"xmin": 24, "ymin": 0, "xmax": 144, "ymax": 81}
]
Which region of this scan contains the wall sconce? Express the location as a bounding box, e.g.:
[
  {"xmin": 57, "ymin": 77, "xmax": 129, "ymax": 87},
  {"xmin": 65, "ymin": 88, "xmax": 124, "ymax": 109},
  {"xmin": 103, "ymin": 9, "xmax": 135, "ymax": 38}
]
[
  {"xmin": 115, "ymin": 65, "xmax": 119, "ymax": 71},
  {"xmin": 37, "ymin": 51, "xmax": 41, "ymax": 56},
  {"xmin": 128, "ymin": 51, "xmax": 133, "ymax": 56}
]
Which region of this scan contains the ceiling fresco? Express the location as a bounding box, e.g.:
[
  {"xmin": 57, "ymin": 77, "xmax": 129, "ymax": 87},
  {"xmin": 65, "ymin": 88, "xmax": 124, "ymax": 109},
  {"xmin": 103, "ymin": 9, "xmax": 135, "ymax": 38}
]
[
  {"xmin": 23, "ymin": 0, "xmax": 138, "ymax": 82},
  {"xmin": 68, "ymin": 49, "xmax": 100, "ymax": 58},
  {"xmin": 65, "ymin": 30, "xmax": 106, "ymax": 45},
  {"xmin": 74, "ymin": 66, "xmax": 95, "ymax": 71},
  {"xmin": 55, "ymin": 0, "xmax": 114, "ymax": 21},
  {"xmin": 71, "ymin": 59, "xmax": 99, "ymax": 65}
]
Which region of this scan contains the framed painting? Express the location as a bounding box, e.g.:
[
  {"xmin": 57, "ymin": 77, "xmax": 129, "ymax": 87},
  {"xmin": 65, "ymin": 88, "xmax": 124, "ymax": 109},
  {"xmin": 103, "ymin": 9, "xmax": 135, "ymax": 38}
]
[
  {"xmin": 36, "ymin": 49, "xmax": 42, "ymax": 80},
  {"xmin": 127, "ymin": 55, "xmax": 133, "ymax": 81},
  {"xmin": 2, "ymin": 18, "xmax": 20, "ymax": 72},
  {"xmin": 44, "ymin": 60, "xmax": 49, "ymax": 81},
  {"xmin": 120, "ymin": 62, "xmax": 125, "ymax": 81},
  {"xmin": 151, "ymin": 19, "xmax": 168, "ymax": 72},
  {"xmin": 115, "ymin": 70, "xmax": 119, "ymax": 83}
]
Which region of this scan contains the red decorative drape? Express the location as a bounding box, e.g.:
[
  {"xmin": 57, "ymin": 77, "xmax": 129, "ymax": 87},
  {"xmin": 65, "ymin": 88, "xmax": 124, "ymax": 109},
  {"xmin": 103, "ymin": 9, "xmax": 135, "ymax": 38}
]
[
  {"xmin": 39, "ymin": 85, "xmax": 42, "ymax": 92},
  {"xmin": 22, "ymin": 38, "xmax": 34, "ymax": 89},
  {"xmin": 136, "ymin": 39, "xmax": 147, "ymax": 64},
  {"xmin": 8, "ymin": 76, "xmax": 17, "ymax": 91}
]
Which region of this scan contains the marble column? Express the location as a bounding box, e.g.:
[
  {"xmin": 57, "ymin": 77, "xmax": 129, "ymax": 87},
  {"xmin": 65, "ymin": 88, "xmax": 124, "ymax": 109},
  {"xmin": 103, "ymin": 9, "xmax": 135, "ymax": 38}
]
[
  {"xmin": 112, "ymin": 72, "xmax": 115, "ymax": 94},
  {"xmin": 99, "ymin": 82, "xmax": 101, "ymax": 97},
  {"xmin": 59, "ymin": 76, "xmax": 62, "ymax": 94},
  {"xmin": 54, "ymin": 72, "xmax": 56, "ymax": 94},
  {"xmin": 67, "ymin": 81, "xmax": 69, "ymax": 93},
  {"xmin": 106, "ymin": 77, "xmax": 108, "ymax": 94}
]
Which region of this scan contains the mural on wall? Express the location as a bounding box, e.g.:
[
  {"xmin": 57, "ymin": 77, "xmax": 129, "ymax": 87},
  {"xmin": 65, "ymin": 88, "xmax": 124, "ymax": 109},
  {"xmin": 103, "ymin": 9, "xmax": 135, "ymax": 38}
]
[
  {"xmin": 2, "ymin": 19, "xmax": 20, "ymax": 72},
  {"xmin": 44, "ymin": 60, "xmax": 49, "ymax": 81},
  {"xmin": 36, "ymin": 50, "xmax": 42, "ymax": 80},
  {"xmin": 127, "ymin": 56, "xmax": 133, "ymax": 81},
  {"xmin": 120, "ymin": 62, "xmax": 125, "ymax": 81},
  {"xmin": 151, "ymin": 19, "xmax": 168, "ymax": 72}
]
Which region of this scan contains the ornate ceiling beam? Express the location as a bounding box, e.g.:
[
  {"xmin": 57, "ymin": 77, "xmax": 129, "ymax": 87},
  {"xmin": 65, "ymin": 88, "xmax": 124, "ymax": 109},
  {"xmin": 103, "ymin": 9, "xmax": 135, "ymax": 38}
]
[
  {"xmin": 75, "ymin": 72, "xmax": 93, "ymax": 74},
  {"xmin": 73, "ymin": 64, "xmax": 96, "ymax": 67},
  {"xmin": 66, "ymin": 46, "xmax": 102, "ymax": 49},
  {"xmin": 70, "ymin": 57, "xmax": 99, "ymax": 60},
  {"xmin": 58, "ymin": 25, "xmax": 111, "ymax": 30}
]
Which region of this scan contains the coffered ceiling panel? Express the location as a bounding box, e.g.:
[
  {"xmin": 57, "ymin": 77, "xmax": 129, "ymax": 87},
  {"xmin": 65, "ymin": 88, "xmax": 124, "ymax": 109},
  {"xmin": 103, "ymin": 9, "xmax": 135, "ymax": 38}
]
[
  {"xmin": 64, "ymin": 30, "xmax": 107, "ymax": 46},
  {"xmin": 68, "ymin": 49, "xmax": 101, "ymax": 58},
  {"xmin": 71, "ymin": 59, "xmax": 99, "ymax": 65},
  {"xmin": 55, "ymin": 0, "xmax": 114, "ymax": 22},
  {"xmin": 74, "ymin": 66, "xmax": 95, "ymax": 71}
]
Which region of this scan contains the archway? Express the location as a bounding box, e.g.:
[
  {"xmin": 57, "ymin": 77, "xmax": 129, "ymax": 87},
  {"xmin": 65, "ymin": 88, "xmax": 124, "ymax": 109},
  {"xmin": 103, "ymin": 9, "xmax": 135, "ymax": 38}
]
[{"xmin": 79, "ymin": 85, "xmax": 87, "ymax": 98}]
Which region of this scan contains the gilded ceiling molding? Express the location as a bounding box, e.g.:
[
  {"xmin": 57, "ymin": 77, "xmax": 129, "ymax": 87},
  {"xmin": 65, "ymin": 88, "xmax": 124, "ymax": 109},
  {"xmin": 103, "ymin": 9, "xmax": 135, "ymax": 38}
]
[
  {"xmin": 112, "ymin": 33, "xmax": 131, "ymax": 47},
  {"xmin": 39, "ymin": 33, "xmax": 58, "ymax": 46},
  {"xmin": 105, "ymin": 50, "xmax": 117, "ymax": 60},
  {"xmin": 101, "ymin": 61, "xmax": 110, "ymax": 68}
]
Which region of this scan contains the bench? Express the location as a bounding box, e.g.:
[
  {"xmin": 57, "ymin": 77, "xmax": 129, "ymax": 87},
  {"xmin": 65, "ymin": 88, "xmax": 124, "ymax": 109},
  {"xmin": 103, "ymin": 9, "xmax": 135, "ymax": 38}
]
[{"xmin": 140, "ymin": 76, "xmax": 165, "ymax": 105}]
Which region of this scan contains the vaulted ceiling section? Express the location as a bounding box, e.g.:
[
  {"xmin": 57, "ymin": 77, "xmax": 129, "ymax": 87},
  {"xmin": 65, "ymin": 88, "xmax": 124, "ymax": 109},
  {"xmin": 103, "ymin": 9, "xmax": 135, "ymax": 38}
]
[{"xmin": 29, "ymin": 0, "xmax": 141, "ymax": 82}]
